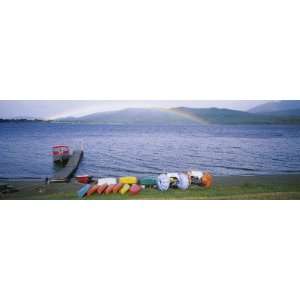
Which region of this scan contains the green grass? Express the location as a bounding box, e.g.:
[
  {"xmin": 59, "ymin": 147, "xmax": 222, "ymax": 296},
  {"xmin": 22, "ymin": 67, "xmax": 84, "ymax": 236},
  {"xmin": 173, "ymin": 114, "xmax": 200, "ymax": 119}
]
[{"xmin": 28, "ymin": 182, "xmax": 300, "ymax": 200}]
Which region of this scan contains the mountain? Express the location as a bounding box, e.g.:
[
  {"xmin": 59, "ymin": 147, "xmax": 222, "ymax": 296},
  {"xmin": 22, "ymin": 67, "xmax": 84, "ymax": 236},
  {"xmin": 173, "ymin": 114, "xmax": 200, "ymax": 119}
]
[
  {"xmin": 58, "ymin": 108, "xmax": 198, "ymax": 125},
  {"xmin": 172, "ymin": 107, "xmax": 269, "ymax": 124},
  {"xmin": 253, "ymin": 109, "xmax": 300, "ymax": 117},
  {"xmin": 174, "ymin": 107, "xmax": 300, "ymax": 124},
  {"xmin": 56, "ymin": 107, "xmax": 300, "ymax": 125},
  {"xmin": 249, "ymin": 100, "xmax": 300, "ymax": 113}
]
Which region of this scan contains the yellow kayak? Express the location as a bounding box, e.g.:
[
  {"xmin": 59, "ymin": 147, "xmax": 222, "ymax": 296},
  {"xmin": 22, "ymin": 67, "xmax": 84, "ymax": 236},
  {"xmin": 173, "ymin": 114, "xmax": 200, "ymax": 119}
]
[
  {"xmin": 119, "ymin": 183, "xmax": 130, "ymax": 195},
  {"xmin": 119, "ymin": 176, "xmax": 138, "ymax": 184}
]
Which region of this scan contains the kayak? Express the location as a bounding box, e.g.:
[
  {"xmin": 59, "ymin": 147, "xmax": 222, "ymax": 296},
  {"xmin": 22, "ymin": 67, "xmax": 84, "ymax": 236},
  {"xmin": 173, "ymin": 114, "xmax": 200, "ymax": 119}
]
[
  {"xmin": 77, "ymin": 184, "xmax": 91, "ymax": 198},
  {"xmin": 98, "ymin": 178, "xmax": 117, "ymax": 185},
  {"xmin": 139, "ymin": 178, "xmax": 157, "ymax": 187},
  {"xmin": 97, "ymin": 184, "xmax": 108, "ymax": 194},
  {"xmin": 112, "ymin": 183, "xmax": 123, "ymax": 193},
  {"xmin": 129, "ymin": 184, "xmax": 142, "ymax": 195},
  {"xmin": 87, "ymin": 184, "xmax": 99, "ymax": 196},
  {"xmin": 105, "ymin": 184, "xmax": 115, "ymax": 194},
  {"xmin": 119, "ymin": 183, "xmax": 130, "ymax": 195},
  {"xmin": 119, "ymin": 176, "xmax": 137, "ymax": 184}
]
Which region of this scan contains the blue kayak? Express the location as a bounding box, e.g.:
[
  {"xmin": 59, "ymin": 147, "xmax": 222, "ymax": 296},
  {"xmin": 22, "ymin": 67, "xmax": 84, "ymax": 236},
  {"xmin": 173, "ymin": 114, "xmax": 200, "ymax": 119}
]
[{"xmin": 77, "ymin": 184, "xmax": 91, "ymax": 198}]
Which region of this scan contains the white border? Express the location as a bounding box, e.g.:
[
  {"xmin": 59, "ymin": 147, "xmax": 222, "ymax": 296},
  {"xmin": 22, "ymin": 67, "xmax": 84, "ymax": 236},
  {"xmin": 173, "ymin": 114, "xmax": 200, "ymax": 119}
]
[
  {"xmin": 0, "ymin": 0, "xmax": 299, "ymax": 100},
  {"xmin": 1, "ymin": 200, "xmax": 300, "ymax": 300}
]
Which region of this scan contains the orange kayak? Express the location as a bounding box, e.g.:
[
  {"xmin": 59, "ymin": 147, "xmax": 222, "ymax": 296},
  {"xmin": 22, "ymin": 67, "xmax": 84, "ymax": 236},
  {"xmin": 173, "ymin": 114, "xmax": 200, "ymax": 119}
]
[
  {"xmin": 201, "ymin": 172, "xmax": 213, "ymax": 188},
  {"xmin": 105, "ymin": 184, "xmax": 115, "ymax": 194},
  {"xmin": 113, "ymin": 183, "xmax": 123, "ymax": 193},
  {"xmin": 97, "ymin": 184, "xmax": 108, "ymax": 194},
  {"xmin": 87, "ymin": 184, "xmax": 99, "ymax": 196},
  {"xmin": 129, "ymin": 184, "xmax": 142, "ymax": 195}
]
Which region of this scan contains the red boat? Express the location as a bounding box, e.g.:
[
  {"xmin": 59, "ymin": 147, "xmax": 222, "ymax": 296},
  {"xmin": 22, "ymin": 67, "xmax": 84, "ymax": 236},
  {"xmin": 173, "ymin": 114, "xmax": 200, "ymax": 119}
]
[
  {"xmin": 52, "ymin": 145, "xmax": 70, "ymax": 164},
  {"xmin": 76, "ymin": 175, "xmax": 92, "ymax": 184}
]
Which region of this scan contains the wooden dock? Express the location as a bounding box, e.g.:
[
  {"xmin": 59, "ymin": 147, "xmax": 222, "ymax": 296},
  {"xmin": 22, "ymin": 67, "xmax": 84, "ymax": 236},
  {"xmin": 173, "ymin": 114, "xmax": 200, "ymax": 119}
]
[{"xmin": 51, "ymin": 150, "xmax": 83, "ymax": 183}]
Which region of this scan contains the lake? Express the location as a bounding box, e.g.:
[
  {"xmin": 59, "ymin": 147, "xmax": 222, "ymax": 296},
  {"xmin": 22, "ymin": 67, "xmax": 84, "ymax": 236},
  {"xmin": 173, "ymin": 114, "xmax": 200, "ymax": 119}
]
[{"xmin": 0, "ymin": 122, "xmax": 300, "ymax": 179}]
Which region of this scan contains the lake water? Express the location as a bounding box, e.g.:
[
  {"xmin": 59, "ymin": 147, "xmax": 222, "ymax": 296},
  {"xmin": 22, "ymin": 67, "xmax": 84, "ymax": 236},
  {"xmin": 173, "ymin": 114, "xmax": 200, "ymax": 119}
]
[{"xmin": 0, "ymin": 123, "xmax": 300, "ymax": 179}]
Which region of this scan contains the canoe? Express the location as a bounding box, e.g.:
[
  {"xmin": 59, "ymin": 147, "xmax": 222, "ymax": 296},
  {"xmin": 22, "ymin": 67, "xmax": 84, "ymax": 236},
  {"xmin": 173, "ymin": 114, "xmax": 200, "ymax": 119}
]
[
  {"xmin": 98, "ymin": 178, "xmax": 117, "ymax": 185},
  {"xmin": 129, "ymin": 184, "xmax": 142, "ymax": 195},
  {"xmin": 77, "ymin": 184, "xmax": 91, "ymax": 198},
  {"xmin": 97, "ymin": 184, "xmax": 108, "ymax": 194},
  {"xmin": 119, "ymin": 176, "xmax": 137, "ymax": 184},
  {"xmin": 87, "ymin": 184, "xmax": 99, "ymax": 196},
  {"xmin": 139, "ymin": 178, "xmax": 157, "ymax": 187},
  {"xmin": 112, "ymin": 183, "xmax": 123, "ymax": 193},
  {"xmin": 105, "ymin": 184, "xmax": 115, "ymax": 194},
  {"xmin": 119, "ymin": 184, "xmax": 130, "ymax": 195}
]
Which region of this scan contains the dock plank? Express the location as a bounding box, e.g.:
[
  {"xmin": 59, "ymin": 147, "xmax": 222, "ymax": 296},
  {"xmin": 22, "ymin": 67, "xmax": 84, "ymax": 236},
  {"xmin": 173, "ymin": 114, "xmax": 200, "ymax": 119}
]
[{"xmin": 51, "ymin": 150, "xmax": 83, "ymax": 182}]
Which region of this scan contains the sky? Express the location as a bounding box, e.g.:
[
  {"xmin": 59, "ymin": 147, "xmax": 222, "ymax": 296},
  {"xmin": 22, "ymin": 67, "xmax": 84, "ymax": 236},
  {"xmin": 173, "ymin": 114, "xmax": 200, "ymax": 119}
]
[{"xmin": 0, "ymin": 100, "xmax": 267, "ymax": 119}]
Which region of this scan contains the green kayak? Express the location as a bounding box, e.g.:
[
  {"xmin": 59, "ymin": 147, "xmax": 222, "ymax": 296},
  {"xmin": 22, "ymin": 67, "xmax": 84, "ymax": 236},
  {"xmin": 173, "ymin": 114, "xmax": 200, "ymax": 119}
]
[{"xmin": 139, "ymin": 178, "xmax": 157, "ymax": 187}]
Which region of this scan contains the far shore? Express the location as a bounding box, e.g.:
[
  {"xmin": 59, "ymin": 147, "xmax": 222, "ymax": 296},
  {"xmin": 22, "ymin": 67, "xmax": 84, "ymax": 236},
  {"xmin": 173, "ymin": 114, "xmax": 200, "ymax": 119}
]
[{"xmin": 1, "ymin": 174, "xmax": 300, "ymax": 200}]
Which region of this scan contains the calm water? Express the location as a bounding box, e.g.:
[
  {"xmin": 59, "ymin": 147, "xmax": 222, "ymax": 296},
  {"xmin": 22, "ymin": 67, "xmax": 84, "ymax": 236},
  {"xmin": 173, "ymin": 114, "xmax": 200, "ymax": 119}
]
[{"xmin": 0, "ymin": 123, "xmax": 300, "ymax": 179}]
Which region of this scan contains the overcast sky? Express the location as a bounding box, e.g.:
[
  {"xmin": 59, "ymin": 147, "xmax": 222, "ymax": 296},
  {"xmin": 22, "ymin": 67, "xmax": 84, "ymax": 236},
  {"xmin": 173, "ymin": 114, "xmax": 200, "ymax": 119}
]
[{"xmin": 0, "ymin": 100, "xmax": 267, "ymax": 119}]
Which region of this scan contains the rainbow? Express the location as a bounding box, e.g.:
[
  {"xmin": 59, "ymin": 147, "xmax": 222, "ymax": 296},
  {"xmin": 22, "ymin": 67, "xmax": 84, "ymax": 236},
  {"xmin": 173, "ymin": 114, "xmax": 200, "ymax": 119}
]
[{"xmin": 162, "ymin": 107, "xmax": 208, "ymax": 124}]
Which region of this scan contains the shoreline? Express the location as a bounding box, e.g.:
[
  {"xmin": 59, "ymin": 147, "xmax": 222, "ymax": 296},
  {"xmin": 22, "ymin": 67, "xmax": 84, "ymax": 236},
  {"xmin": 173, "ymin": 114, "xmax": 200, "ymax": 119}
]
[{"xmin": 1, "ymin": 174, "xmax": 300, "ymax": 200}]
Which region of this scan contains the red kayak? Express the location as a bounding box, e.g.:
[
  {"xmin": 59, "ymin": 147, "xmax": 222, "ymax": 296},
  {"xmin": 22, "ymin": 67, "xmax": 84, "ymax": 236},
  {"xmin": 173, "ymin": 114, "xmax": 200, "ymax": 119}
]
[
  {"xmin": 87, "ymin": 184, "xmax": 99, "ymax": 196},
  {"xmin": 97, "ymin": 184, "xmax": 108, "ymax": 194},
  {"xmin": 129, "ymin": 184, "xmax": 142, "ymax": 195},
  {"xmin": 113, "ymin": 183, "xmax": 123, "ymax": 193},
  {"xmin": 105, "ymin": 184, "xmax": 115, "ymax": 194}
]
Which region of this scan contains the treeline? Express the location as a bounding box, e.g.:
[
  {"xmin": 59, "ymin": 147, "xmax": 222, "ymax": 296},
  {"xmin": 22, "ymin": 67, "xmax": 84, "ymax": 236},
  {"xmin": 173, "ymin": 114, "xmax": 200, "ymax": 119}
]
[{"xmin": 0, "ymin": 119, "xmax": 48, "ymax": 123}]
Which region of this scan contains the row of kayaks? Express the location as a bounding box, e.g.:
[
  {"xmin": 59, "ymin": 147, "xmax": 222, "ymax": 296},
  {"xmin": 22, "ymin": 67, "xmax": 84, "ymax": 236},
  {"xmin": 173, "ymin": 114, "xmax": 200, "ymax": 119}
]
[
  {"xmin": 77, "ymin": 182, "xmax": 142, "ymax": 198},
  {"xmin": 76, "ymin": 171, "xmax": 213, "ymax": 198}
]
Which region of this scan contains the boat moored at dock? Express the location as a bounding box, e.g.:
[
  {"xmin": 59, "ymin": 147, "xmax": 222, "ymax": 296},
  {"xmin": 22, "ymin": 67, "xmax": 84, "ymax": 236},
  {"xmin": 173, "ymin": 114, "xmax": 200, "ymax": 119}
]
[{"xmin": 52, "ymin": 145, "xmax": 70, "ymax": 165}]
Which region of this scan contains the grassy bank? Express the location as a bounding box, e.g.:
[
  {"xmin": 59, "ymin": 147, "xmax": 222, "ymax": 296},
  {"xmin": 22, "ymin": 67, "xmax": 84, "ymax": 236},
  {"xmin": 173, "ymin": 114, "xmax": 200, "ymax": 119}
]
[{"xmin": 1, "ymin": 174, "xmax": 300, "ymax": 200}]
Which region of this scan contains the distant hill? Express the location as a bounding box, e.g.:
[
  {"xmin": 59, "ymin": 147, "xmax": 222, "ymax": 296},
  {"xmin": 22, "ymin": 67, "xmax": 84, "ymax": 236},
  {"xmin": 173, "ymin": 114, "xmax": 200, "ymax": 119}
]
[
  {"xmin": 253, "ymin": 108, "xmax": 300, "ymax": 117},
  {"xmin": 56, "ymin": 107, "xmax": 300, "ymax": 125},
  {"xmin": 249, "ymin": 100, "xmax": 300, "ymax": 114},
  {"xmin": 172, "ymin": 107, "xmax": 269, "ymax": 124},
  {"xmin": 58, "ymin": 108, "xmax": 198, "ymax": 125},
  {"xmin": 174, "ymin": 107, "xmax": 300, "ymax": 124}
]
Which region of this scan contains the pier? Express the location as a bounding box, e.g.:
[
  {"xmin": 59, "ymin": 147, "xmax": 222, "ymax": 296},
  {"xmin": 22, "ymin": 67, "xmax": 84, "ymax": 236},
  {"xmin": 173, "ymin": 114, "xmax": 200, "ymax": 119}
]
[{"xmin": 51, "ymin": 150, "xmax": 83, "ymax": 183}]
